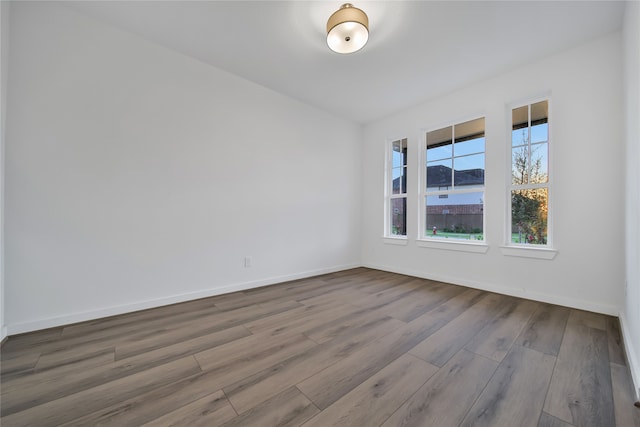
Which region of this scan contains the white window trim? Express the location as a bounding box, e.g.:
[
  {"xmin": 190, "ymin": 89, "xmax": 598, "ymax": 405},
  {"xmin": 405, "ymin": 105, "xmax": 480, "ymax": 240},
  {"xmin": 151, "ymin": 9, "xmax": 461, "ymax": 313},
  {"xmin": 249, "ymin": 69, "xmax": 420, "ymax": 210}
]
[
  {"xmin": 506, "ymin": 96, "xmax": 555, "ymax": 254},
  {"xmin": 417, "ymin": 239, "xmax": 489, "ymax": 253},
  {"xmin": 417, "ymin": 116, "xmax": 487, "ymax": 250},
  {"xmin": 383, "ymin": 237, "xmax": 409, "ymax": 246},
  {"xmin": 383, "ymin": 138, "xmax": 408, "ymax": 240},
  {"xmin": 499, "ymin": 245, "xmax": 557, "ymax": 259}
]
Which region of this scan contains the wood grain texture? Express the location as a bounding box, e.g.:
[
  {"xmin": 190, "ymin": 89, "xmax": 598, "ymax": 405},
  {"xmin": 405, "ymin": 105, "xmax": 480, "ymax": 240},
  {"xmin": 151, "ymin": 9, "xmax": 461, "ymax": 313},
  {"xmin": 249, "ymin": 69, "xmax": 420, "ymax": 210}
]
[
  {"xmin": 1, "ymin": 268, "xmax": 636, "ymax": 427},
  {"xmin": 408, "ymin": 292, "xmax": 505, "ymax": 366},
  {"xmin": 297, "ymin": 288, "xmax": 484, "ymax": 409},
  {"xmin": 2, "ymin": 356, "xmax": 202, "ymax": 426},
  {"xmin": 460, "ymin": 345, "xmax": 556, "ymax": 427},
  {"xmin": 464, "ymin": 298, "xmax": 539, "ymax": 362},
  {"xmin": 606, "ymin": 317, "xmax": 627, "ymax": 366},
  {"xmin": 219, "ymin": 386, "xmax": 319, "ymax": 427},
  {"xmin": 610, "ymin": 362, "xmax": 640, "ymax": 427},
  {"xmin": 140, "ymin": 390, "xmax": 237, "ymax": 427},
  {"xmin": 538, "ymin": 412, "xmax": 575, "ymax": 427},
  {"xmin": 302, "ymin": 353, "xmax": 437, "ymax": 427},
  {"xmin": 543, "ymin": 319, "xmax": 615, "ymax": 426},
  {"xmin": 515, "ymin": 303, "xmax": 570, "ymax": 356},
  {"xmin": 223, "ymin": 314, "xmax": 403, "ymax": 414},
  {"xmin": 381, "ymin": 349, "xmax": 499, "ymax": 427}
]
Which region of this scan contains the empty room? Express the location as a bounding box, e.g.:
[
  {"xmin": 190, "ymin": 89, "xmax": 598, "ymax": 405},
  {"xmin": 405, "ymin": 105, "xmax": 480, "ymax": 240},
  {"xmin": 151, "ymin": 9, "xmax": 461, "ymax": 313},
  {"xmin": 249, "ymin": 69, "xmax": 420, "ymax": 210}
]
[{"xmin": 1, "ymin": 1, "xmax": 639, "ymax": 426}]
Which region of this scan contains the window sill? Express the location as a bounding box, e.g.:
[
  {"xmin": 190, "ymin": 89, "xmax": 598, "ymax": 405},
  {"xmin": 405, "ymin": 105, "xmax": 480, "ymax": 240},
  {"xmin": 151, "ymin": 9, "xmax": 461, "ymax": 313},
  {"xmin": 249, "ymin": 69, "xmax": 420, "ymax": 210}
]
[
  {"xmin": 416, "ymin": 239, "xmax": 489, "ymax": 253},
  {"xmin": 382, "ymin": 237, "xmax": 409, "ymax": 246},
  {"xmin": 500, "ymin": 245, "xmax": 557, "ymax": 260}
]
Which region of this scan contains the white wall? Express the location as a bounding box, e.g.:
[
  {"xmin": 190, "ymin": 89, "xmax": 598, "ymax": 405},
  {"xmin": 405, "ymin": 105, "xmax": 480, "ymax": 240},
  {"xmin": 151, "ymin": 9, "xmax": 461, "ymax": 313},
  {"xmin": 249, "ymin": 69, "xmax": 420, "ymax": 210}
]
[
  {"xmin": 0, "ymin": 0, "xmax": 10, "ymax": 342},
  {"xmin": 5, "ymin": 2, "xmax": 362, "ymax": 334},
  {"xmin": 362, "ymin": 32, "xmax": 624, "ymax": 316},
  {"xmin": 623, "ymin": 0, "xmax": 640, "ymax": 400}
]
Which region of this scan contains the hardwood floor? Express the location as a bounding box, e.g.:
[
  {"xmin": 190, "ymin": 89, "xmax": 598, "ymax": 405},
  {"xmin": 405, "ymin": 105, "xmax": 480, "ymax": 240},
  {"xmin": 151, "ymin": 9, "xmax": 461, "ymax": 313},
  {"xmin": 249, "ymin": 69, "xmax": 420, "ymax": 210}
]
[{"xmin": 1, "ymin": 268, "xmax": 639, "ymax": 426}]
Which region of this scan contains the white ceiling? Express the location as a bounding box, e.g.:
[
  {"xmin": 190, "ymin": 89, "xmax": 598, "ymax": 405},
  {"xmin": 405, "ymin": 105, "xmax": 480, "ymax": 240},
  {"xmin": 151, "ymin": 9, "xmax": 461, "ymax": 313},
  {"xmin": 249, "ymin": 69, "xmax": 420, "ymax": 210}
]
[{"xmin": 65, "ymin": 1, "xmax": 625, "ymax": 124}]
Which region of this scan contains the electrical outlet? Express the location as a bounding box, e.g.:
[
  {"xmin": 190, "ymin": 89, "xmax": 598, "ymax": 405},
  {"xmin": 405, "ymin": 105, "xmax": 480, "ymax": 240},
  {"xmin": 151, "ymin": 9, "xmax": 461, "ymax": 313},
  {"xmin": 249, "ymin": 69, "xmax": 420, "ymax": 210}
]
[{"xmin": 244, "ymin": 256, "xmax": 252, "ymax": 268}]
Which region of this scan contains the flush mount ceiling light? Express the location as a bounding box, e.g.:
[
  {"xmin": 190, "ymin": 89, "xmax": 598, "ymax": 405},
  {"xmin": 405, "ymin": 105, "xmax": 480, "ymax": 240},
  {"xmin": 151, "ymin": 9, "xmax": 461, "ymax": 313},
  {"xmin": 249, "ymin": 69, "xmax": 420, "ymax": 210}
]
[{"xmin": 326, "ymin": 3, "xmax": 369, "ymax": 54}]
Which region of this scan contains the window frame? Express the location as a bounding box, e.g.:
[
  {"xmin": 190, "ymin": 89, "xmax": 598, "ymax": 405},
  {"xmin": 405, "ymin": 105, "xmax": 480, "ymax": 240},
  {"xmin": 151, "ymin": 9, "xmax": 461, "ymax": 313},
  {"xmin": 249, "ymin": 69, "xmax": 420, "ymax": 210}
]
[
  {"xmin": 418, "ymin": 116, "xmax": 488, "ymax": 252},
  {"xmin": 503, "ymin": 96, "xmax": 556, "ymax": 258},
  {"xmin": 384, "ymin": 137, "xmax": 408, "ymax": 241}
]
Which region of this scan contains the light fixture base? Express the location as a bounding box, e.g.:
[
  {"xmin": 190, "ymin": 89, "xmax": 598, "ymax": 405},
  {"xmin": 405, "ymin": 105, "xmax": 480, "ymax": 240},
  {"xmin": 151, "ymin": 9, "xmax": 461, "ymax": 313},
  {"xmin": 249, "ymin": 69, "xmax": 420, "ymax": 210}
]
[{"xmin": 326, "ymin": 3, "xmax": 369, "ymax": 54}]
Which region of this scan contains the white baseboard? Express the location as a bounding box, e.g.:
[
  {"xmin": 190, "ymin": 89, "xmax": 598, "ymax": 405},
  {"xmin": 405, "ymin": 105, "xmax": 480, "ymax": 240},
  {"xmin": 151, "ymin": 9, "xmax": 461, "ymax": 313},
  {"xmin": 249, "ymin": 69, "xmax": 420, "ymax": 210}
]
[
  {"xmin": 619, "ymin": 311, "xmax": 640, "ymax": 401},
  {"xmin": 362, "ymin": 262, "xmax": 620, "ymax": 316},
  {"xmin": 6, "ymin": 263, "xmax": 360, "ymax": 336}
]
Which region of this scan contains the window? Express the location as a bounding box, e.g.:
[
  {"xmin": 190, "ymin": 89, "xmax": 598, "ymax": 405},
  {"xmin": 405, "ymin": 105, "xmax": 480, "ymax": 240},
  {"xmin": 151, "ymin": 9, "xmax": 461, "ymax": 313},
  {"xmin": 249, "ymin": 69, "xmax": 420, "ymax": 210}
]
[
  {"xmin": 509, "ymin": 99, "xmax": 550, "ymax": 246},
  {"xmin": 385, "ymin": 138, "xmax": 407, "ymax": 237},
  {"xmin": 421, "ymin": 118, "xmax": 485, "ymax": 241}
]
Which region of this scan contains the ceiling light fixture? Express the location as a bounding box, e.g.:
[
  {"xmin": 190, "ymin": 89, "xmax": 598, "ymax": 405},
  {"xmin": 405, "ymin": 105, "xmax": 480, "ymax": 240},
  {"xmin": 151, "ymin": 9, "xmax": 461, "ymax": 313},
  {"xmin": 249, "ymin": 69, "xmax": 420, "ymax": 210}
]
[{"xmin": 326, "ymin": 3, "xmax": 369, "ymax": 54}]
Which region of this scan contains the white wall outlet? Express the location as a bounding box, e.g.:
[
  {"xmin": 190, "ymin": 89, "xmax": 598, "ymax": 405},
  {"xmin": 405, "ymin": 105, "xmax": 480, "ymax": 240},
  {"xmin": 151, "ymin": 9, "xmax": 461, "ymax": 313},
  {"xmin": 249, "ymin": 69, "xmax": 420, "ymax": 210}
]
[{"xmin": 244, "ymin": 256, "xmax": 252, "ymax": 268}]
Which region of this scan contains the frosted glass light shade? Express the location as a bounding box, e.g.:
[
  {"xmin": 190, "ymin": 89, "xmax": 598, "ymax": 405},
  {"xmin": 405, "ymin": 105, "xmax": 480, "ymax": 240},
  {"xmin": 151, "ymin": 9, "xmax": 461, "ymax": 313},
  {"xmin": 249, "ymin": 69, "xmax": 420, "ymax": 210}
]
[{"xmin": 326, "ymin": 3, "xmax": 369, "ymax": 54}]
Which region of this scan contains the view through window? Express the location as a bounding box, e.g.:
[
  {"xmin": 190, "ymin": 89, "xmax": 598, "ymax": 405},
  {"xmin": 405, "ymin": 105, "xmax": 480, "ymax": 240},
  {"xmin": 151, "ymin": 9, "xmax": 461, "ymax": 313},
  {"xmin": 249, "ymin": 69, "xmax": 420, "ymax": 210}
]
[
  {"xmin": 423, "ymin": 118, "xmax": 485, "ymax": 241},
  {"xmin": 510, "ymin": 100, "xmax": 550, "ymax": 245}
]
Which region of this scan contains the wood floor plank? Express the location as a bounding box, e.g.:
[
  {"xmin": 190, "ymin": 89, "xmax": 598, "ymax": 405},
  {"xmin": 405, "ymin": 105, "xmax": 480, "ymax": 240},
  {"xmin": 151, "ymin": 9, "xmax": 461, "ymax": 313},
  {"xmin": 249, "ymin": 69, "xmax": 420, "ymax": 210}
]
[
  {"xmin": 352, "ymin": 277, "xmax": 426, "ymax": 309},
  {"xmin": 381, "ymin": 349, "xmax": 499, "ymax": 427},
  {"xmin": 302, "ymin": 353, "xmax": 437, "ymax": 427},
  {"xmin": 409, "ymin": 292, "xmax": 505, "ymax": 366},
  {"xmin": 296, "ymin": 288, "xmax": 485, "ymax": 410},
  {"xmin": 303, "ymin": 308, "xmax": 398, "ymax": 344},
  {"xmin": 543, "ymin": 322, "xmax": 615, "ymax": 426},
  {"xmin": 607, "ymin": 317, "xmax": 627, "ymax": 366},
  {"xmin": 59, "ymin": 297, "xmax": 220, "ymax": 338},
  {"xmin": 193, "ymin": 332, "xmax": 318, "ymax": 378},
  {"xmin": 460, "ymin": 345, "xmax": 556, "ymax": 427},
  {"xmin": 464, "ymin": 298, "xmax": 539, "ymax": 362},
  {"xmin": 141, "ymin": 390, "xmax": 237, "ymax": 427},
  {"xmin": 114, "ymin": 308, "xmax": 258, "ymax": 360},
  {"xmin": 610, "ymin": 362, "xmax": 640, "ymax": 427},
  {"xmin": 379, "ymin": 280, "xmax": 465, "ymax": 322},
  {"xmin": 1, "ymin": 356, "xmax": 202, "ymax": 426},
  {"xmin": 35, "ymin": 345, "xmax": 114, "ymax": 370},
  {"xmin": 60, "ymin": 362, "xmax": 256, "ymax": 426},
  {"xmin": 1, "ymin": 268, "xmax": 633, "ymax": 427},
  {"xmin": 0, "ymin": 352, "xmax": 41, "ymax": 379},
  {"xmin": 220, "ymin": 386, "xmax": 319, "ymax": 427},
  {"xmin": 567, "ymin": 308, "xmax": 607, "ymax": 330},
  {"xmin": 214, "ymin": 279, "xmax": 339, "ymax": 311},
  {"xmin": 538, "ymin": 412, "xmax": 575, "ymax": 427},
  {"xmin": 0, "ymin": 328, "xmax": 62, "ymax": 355},
  {"xmin": 1, "ymin": 351, "xmax": 115, "ymax": 392},
  {"xmin": 222, "ymin": 314, "xmax": 404, "ymax": 414},
  {"xmin": 515, "ymin": 303, "xmax": 570, "ymax": 356},
  {"xmin": 244, "ymin": 300, "xmax": 356, "ymax": 337},
  {"xmin": 1, "ymin": 325, "xmax": 246, "ymax": 415},
  {"xmin": 21, "ymin": 299, "xmax": 296, "ymax": 361}
]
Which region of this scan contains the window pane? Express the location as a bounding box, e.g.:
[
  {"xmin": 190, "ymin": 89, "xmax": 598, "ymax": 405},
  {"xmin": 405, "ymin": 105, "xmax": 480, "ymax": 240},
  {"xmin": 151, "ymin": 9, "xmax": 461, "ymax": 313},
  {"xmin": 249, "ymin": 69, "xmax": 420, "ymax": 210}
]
[
  {"xmin": 531, "ymin": 122, "xmax": 548, "ymax": 143},
  {"xmin": 530, "ymin": 142, "xmax": 548, "ymax": 183},
  {"xmin": 454, "ymin": 153, "xmax": 484, "ymax": 187},
  {"xmin": 427, "ymin": 126, "xmax": 452, "ymax": 162},
  {"xmin": 427, "ymin": 159, "xmax": 452, "ymax": 189},
  {"xmin": 455, "ymin": 118, "xmax": 485, "ymax": 143},
  {"xmin": 426, "ymin": 192, "xmax": 484, "ymax": 240},
  {"xmin": 512, "ymin": 128, "xmax": 528, "ymax": 147},
  {"xmin": 390, "ymin": 197, "xmax": 407, "ymax": 236},
  {"xmin": 392, "ymin": 139, "xmax": 407, "ymax": 167},
  {"xmin": 531, "ymin": 100, "xmax": 548, "ymax": 125},
  {"xmin": 455, "ymin": 136, "xmax": 485, "ymax": 157},
  {"xmin": 512, "ymin": 105, "xmax": 528, "ymax": 147},
  {"xmin": 392, "ymin": 166, "xmax": 406, "ymax": 194},
  {"xmin": 511, "ymin": 188, "xmax": 548, "ymax": 245},
  {"xmin": 427, "ymin": 143, "xmax": 452, "ymax": 162},
  {"xmin": 512, "ymin": 146, "xmax": 529, "ymax": 185}
]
